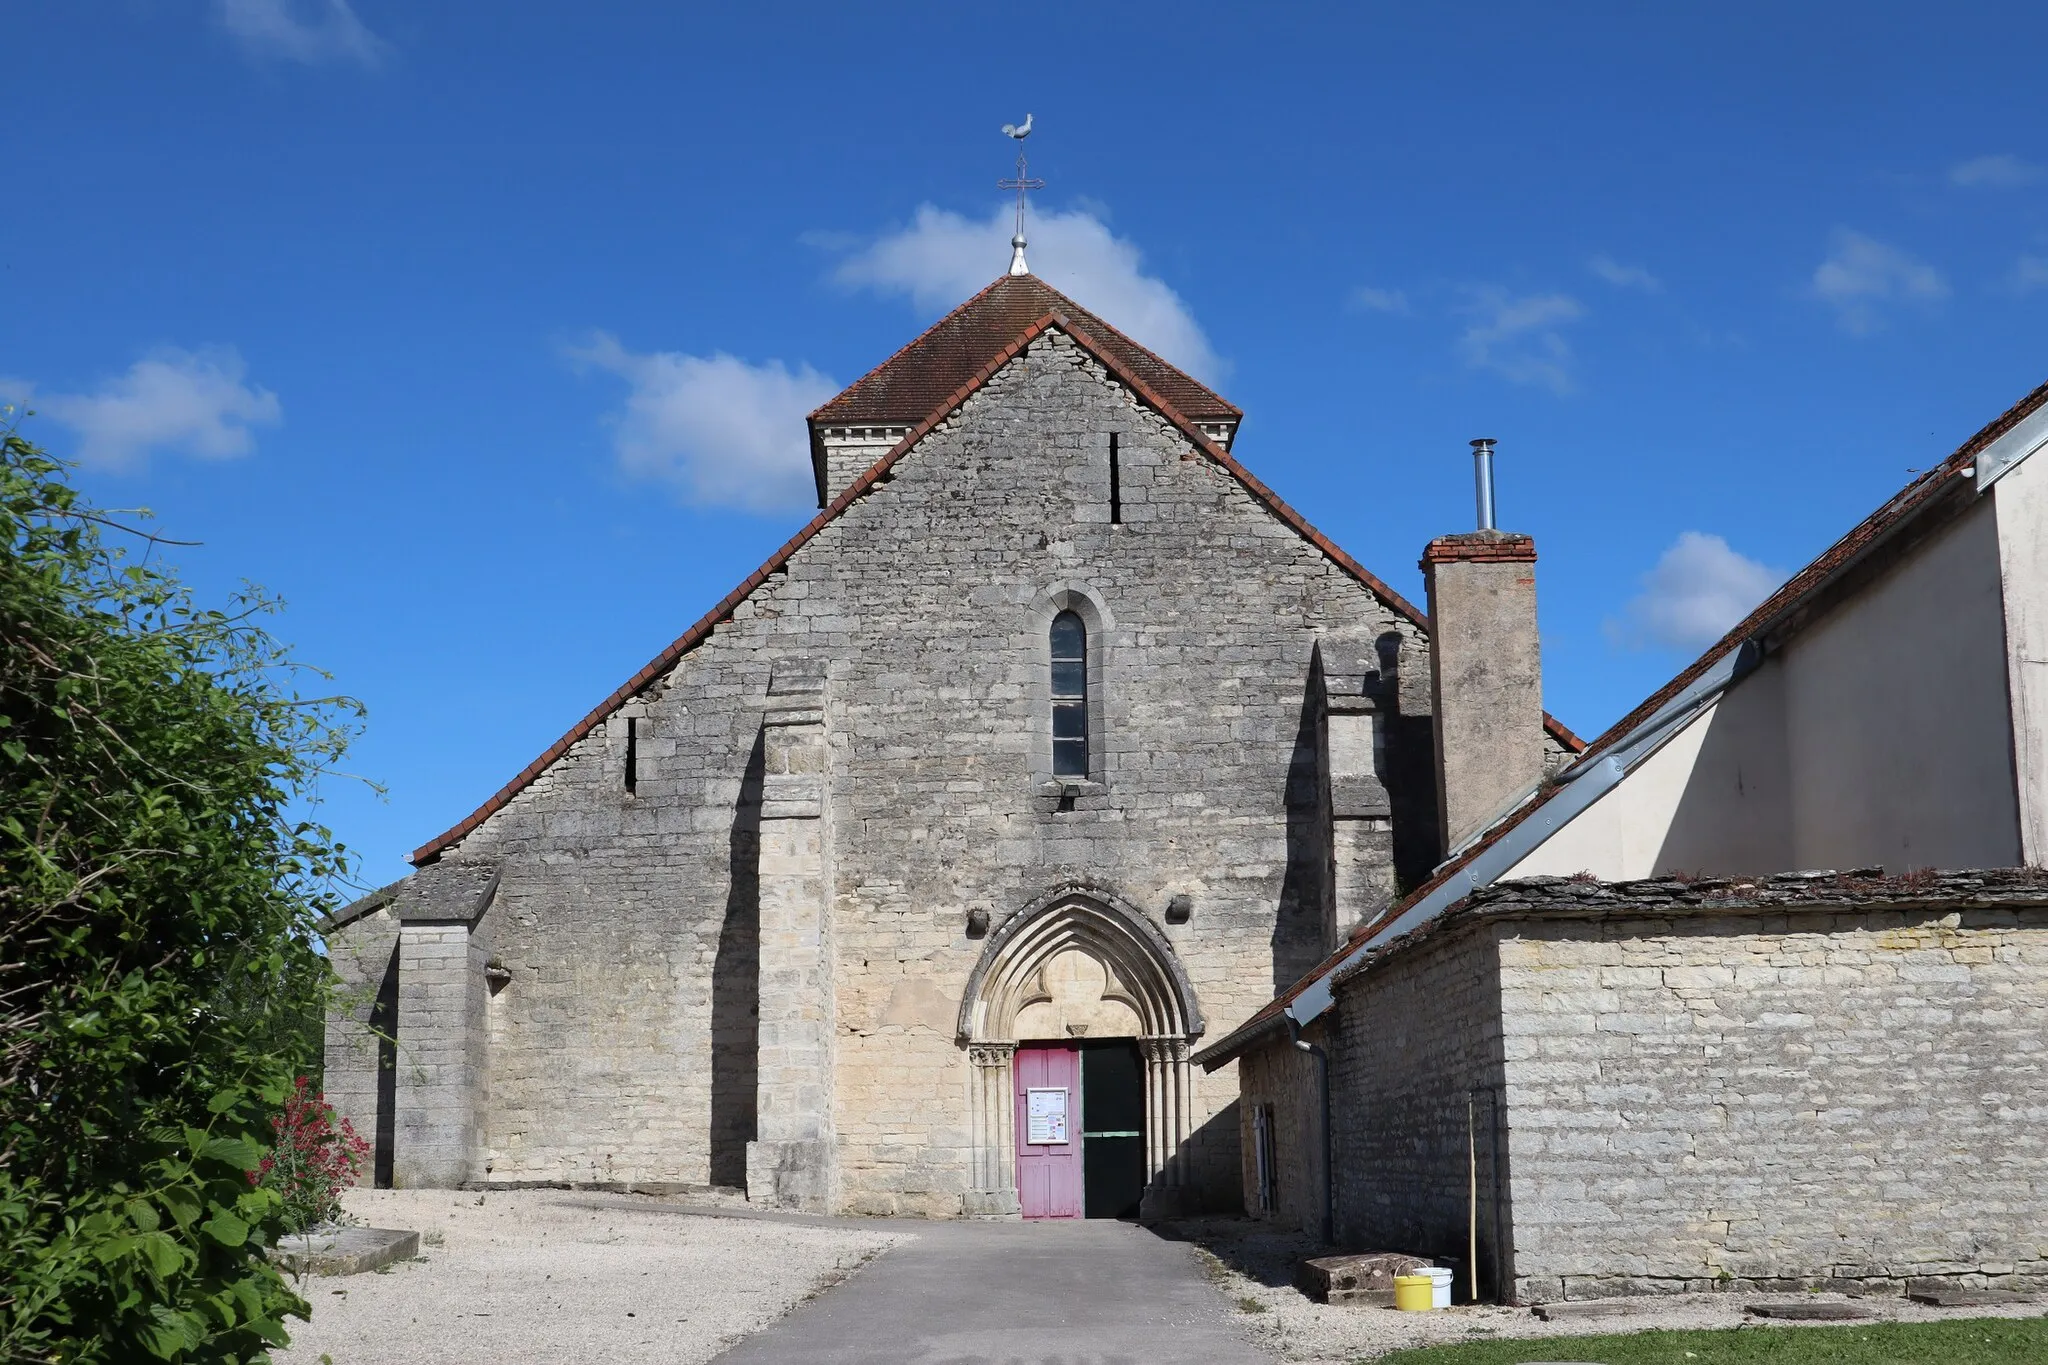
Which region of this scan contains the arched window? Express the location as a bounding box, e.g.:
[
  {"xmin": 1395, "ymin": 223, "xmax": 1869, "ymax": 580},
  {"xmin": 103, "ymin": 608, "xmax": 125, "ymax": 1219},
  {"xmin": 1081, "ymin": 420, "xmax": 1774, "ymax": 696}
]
[{"xmin": 1050, "ymin": 610, "xmax": 1089, "ymax": 778}]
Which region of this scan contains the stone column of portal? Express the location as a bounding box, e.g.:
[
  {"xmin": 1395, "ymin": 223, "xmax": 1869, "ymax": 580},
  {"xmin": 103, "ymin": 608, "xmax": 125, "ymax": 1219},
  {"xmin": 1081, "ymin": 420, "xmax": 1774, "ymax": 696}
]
[
  {"xmin": 962, "ymin": 1043, "xmax": 1021, "ymax": 1217},
  {"xmin": 1137, "ymin": 1036, "xmax": 1198, "ymax": 1220},
  {"xmin": 745, "ymin": 672, "xmax": 837, "ymax": 1212}
]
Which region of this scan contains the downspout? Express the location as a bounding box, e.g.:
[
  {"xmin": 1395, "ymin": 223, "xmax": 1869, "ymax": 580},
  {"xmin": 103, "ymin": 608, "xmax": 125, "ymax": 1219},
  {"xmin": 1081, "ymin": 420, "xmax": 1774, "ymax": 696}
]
[{"xmin": 1288, "ymin": 1017, "xmax": 1334, "ymax": 1247}]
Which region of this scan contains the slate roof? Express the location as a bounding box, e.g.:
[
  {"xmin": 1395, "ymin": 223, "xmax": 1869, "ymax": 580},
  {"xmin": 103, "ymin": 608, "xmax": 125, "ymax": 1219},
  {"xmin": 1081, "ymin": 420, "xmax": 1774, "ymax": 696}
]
[
  {"xmin": 808, "ymin": 273, "xmax": 1242, "ymax": 428},
  {"xmin": 1193, "ymin": 372, "xmax": 2048, "ymax": 1070},
  {"xmin": 411, "ymin": 279, "xmax": 1582, "ymax": 866}
]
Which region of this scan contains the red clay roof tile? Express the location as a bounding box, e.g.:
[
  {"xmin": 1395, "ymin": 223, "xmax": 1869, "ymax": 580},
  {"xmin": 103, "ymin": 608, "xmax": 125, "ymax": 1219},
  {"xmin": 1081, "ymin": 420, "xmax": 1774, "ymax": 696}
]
[{"xmin": 809, "ymin": 274, "xmax": 1241, "ymax": 428}]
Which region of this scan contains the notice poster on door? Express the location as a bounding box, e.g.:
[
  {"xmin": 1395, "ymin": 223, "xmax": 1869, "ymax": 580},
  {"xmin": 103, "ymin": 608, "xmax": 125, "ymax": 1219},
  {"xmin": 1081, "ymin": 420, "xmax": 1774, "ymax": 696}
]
[{"xmin": 1026, "ymin": 1087, "xmax": 1069, "ymax": 1145}]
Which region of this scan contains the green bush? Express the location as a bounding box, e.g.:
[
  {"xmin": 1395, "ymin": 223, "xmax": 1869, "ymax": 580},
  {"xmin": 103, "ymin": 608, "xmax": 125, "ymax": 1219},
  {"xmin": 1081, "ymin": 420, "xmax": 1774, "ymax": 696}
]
[{"xmin": 0, "ymin": 415, "xmax": 360, "ymax": 1361}]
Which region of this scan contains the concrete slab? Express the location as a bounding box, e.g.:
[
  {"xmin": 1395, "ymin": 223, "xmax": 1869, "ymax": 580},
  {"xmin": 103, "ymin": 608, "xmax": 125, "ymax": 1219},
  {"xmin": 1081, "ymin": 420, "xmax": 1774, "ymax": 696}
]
[
  {"xmin": 1745, "ymin": 1301, "xmax": 1875, "ymax": 1321},
  {"xmin": 269, "ymin": 1226, "xmax": 419, "ymax": 1276},
  {"xmin": 1906, "ymin": 1287, "xmax": 2039, "ymax": 1308},
  {"xmin": 1530, "ymin": 1300, "xmax": 1637, "ymax": 1322},
  {"xmin": 715, "ymin": 1217, "xmax": 1272, "ymax": 1364}
]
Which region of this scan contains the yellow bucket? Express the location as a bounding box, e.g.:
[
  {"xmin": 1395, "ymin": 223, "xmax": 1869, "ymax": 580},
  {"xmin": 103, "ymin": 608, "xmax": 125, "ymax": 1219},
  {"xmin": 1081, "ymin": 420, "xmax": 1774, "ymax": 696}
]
[{"xmin": 1393, "ymin": 1274, "xmax": 1435, "ymax": 1312}]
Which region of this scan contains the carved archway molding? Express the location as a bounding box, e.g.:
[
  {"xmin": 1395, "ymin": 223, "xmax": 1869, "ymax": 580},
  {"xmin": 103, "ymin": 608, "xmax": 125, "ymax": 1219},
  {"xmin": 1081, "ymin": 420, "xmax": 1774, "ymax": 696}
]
[
  {"xmin": 957, "ymin": 880, "xmax": 1204, "ymax": 1220},
  {"xmin": 957, "ymin": 880, "xmax": 1203, "ymax": 1044}
]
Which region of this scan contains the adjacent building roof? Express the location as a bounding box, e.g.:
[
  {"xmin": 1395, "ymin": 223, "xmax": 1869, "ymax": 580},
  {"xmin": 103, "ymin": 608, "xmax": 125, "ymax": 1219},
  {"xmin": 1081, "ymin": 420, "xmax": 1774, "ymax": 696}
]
[
  {"xmin": 1317, "ymin": 866, "xmax": 2048, "ymax": 997},
  {"xmin": 808, "ymin": 273, "xmax": 1242, "ymax": 429},
  {"xmin": 411, "ymin": 277, "xmax": 1581, "ymax": 866},
  {"xmin": 1193, "ymin": 372, "xmax": 2048, "ymax": 1070}
]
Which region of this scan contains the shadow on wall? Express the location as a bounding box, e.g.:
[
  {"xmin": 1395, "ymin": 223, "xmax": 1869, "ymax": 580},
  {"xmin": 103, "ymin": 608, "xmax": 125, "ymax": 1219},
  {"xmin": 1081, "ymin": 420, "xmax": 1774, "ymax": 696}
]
[
  {"xmin": 1180, "ymin": 1098, "xmax": 1244, "ymax": 1217},
  {"xmin": 372, "ymin": 942, "xmax": 398, "ymax": 1189},
  {"xmin": 708, "ymin": 729, "xmax": 764, "ymax": 1189},
  {"xmin": 1655, "ymin": 662, "xmax": 1793, "ymax": 878},
  {"xmin": 1276, "ymin": 651, "xmax": 1329, "ymax": 993}
]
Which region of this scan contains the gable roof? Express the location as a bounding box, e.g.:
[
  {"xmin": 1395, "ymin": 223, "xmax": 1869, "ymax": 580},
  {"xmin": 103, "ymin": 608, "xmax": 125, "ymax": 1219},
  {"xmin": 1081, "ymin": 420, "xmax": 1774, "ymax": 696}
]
[
  {"xmin": 1193, "ymin": 372, "xmax": 2048, "ymax": 1070},
  {"xmin": 809, "ymin": 273, "xmax": 1242, "ymax": 430},
  {"xmin": 411, "ymin": 280, "xmax": 1580, "ymax": 866}
]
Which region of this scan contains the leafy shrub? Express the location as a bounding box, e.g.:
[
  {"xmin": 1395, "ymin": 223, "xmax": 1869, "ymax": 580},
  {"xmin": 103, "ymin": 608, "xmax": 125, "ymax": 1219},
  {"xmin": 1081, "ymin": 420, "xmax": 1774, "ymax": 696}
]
[
  {"xmin": 0, "ymin": 416, "xmax": 360, "ymax": 1361},
  {"xmin": 252, "ymin": 1079, "xmax": 369, "ymax": 1234}
]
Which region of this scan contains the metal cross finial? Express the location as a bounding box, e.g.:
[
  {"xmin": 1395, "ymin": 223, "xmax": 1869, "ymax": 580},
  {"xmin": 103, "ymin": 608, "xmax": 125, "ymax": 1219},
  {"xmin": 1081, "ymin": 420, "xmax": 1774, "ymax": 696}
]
[{"xmin": 998, "ymin": 114, "xmax": 1043, "ymax": 276}]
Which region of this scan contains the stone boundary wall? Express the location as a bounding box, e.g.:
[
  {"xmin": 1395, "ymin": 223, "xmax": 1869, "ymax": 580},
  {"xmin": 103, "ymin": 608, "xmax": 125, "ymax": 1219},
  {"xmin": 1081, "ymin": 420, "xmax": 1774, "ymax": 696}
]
[{"xmin": 1479, "ymin": 870, "xmax": 2048, "ymax": 1300}]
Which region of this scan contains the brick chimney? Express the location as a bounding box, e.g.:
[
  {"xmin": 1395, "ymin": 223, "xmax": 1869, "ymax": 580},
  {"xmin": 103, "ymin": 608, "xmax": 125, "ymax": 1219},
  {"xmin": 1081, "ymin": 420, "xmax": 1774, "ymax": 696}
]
[{"xmin": 1423, "ymin": 518, "xmax": 1545, "ymax": 853}]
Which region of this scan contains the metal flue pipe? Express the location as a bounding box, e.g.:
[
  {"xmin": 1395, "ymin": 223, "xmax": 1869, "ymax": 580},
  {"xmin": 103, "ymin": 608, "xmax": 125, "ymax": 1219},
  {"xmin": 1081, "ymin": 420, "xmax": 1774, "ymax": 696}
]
[{"xmin": 1470, "ymin": 439, "xmax": 1498, "ymax": 530}]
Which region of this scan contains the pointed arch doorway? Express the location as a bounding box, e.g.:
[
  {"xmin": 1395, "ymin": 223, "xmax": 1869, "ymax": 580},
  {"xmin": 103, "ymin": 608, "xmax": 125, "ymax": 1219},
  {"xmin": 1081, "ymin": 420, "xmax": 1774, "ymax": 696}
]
[{"xmin": 957, "ymin": 882, "xmax": 1204, "ymax": 1219}]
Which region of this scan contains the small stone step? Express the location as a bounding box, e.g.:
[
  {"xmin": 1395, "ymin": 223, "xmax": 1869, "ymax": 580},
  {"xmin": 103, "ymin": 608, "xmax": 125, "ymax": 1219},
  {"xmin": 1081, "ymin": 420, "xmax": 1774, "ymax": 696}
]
[
  {"xmin": 1906, "ymin": 1288, "xmax": 2038, "ymax": 1308},
  {"xmin": 1530, "ymin": 1300, "xmax": 1636, "ymax": 1322},
  {"xmin": 268, "ymin": 1226, "xmax": 420, "ymax": 1276},
  {"xmin": 1746, "ymin": 1301, "xmax": 1876, "ymax": 1321}
]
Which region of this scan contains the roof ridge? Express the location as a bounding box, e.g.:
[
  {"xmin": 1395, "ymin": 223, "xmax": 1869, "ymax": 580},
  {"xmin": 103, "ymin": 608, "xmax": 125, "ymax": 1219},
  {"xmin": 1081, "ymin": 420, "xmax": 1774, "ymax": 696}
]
[{"xmin": 810, "ymin": 273, "xmax": 1240, "ymax": 430}]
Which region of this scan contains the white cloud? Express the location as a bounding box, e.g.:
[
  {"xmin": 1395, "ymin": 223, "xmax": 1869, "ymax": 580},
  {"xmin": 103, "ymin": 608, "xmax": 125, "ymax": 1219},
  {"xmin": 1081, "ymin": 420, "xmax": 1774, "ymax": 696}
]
[
  {"xmin": 1347, "ymin": 286, "xmax": 1411, "ymax": 315},
  {"xmin": 1588, "ymin": 255, "xmax": 1662, "ymax": 293},
  {"xmin": 2007, "ymin": 255, "xmax": 2048, "ymax": 295},
  {"xmin": 1949, "ymin": 154, "xmax": 2045, "ymax": 188},
  {"xmin": 6, "ymin": 347, "xmax": 282, "ymax": 470},
  {"xmin": 1809, "ymin": 230, "xmax": 1948, "ymax": 336},
  {"xmin": 568, "ymin": 334, "xmax": 837, "ymax": 513},
  {"xmin": 1608, "ymin": 532, "xmax": 1785, "ymax": 653},
  {"xmin": 832, "ymin": 203, "xmax": 1225, "ymax": 384},
  {"xmin": 215, "ymin": 0, "xmax": 385, "ymax": 67},
  {"xmin": 1457, "ymin": 288, "xmax": 1585, "ymax": 395}
]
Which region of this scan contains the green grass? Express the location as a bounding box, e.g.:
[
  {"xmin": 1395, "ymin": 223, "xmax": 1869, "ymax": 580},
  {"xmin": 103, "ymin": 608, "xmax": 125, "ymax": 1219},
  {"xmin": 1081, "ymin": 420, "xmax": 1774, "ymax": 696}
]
[{"xmin": 1373, "ymin": 1317, "xmax": 2048, "ymax": 1365}]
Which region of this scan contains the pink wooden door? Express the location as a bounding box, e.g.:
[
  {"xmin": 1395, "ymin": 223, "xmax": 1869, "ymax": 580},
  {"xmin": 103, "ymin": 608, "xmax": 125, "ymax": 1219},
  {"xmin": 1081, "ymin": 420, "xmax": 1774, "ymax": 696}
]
[{"xmin": 1015, "ymin": 1046, "xmax": 1083, "ymax": 1219}]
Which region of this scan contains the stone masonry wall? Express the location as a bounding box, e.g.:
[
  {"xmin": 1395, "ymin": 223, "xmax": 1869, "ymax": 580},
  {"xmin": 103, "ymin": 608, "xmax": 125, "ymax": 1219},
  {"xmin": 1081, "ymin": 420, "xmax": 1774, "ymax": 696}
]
[
  {"xmin": 1328, "ymin": 919, "xmax": 1510, "ymax": 1281},
  {"xmin": 1236, "ymin": 1025, "xmax": 1327, "ymax": 1234},
  {"xmin": 1498, "ymin": 902, "xmax": 2048, "ymax": 1299},
  {"xmin": 393, "ymin": 921, "xmax": 485, "ymax": 1187},
  {"xmin": 323, "ymin": 900, "xmax": 398, "ymax": 1186},
  {"xmin": 371, "ymin": 327, "xmax": 1440, "ymax": 1211}
]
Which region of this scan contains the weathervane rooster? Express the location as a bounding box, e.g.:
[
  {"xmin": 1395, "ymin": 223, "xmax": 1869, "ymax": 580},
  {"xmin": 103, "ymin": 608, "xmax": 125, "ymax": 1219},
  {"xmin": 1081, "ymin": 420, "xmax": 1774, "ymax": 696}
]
[{"xmin": 998, "ymin": 114, "xmax": 1043, "ymax": 276}]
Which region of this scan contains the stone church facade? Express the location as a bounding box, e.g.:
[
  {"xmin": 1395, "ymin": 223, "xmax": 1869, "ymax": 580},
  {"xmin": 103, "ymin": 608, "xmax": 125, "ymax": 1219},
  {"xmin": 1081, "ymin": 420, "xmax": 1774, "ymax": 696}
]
[{"xmin": 321, "ymin": 272, "xmax": 1576, "ymax": 1218}]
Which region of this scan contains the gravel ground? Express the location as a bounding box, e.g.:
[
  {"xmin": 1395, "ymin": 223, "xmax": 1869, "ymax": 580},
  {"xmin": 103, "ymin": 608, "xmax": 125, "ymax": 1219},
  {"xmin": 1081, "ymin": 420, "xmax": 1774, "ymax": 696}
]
[
  {"xmin": 1174, "ymin": 1219, "xmax": 2048, "ymax": 1363},
  {"xmin": 274, "ymin": 1189, "xmax": 902, "ymax": 1365}
]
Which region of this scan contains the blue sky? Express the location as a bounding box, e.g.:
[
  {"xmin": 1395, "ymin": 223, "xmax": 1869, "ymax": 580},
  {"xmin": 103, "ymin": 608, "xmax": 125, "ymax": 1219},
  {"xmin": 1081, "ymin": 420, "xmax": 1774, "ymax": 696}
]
[{"xmin": 8, "ymin": 2, "xmax": 2048, "ymax": 888}]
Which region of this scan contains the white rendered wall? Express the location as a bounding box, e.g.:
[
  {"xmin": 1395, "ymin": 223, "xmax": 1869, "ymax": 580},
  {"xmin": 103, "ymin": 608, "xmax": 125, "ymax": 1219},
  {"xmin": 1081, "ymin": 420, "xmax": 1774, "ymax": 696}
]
[
  {"xmin": 1780, "ymin": 497, "xmax": 2020, "ymax": 871},
  {"xmin": 1507, "ymin": 669, "xmax": 1791, "ymax": 880},
  {"xmin": 1994, "ymin": 450, "xmax": 2048, "ymax": 866},
  {"xmin": 1511, "ymin": 495, "xmax": 2020, "ymax": 881}
]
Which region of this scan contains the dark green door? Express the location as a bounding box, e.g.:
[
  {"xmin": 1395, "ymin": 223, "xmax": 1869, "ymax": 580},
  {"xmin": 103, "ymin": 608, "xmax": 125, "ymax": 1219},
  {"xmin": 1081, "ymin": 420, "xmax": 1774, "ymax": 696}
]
[{"xmin": 1081, "ymin": 1041, "xmax": 1146, "ymax": 1219}]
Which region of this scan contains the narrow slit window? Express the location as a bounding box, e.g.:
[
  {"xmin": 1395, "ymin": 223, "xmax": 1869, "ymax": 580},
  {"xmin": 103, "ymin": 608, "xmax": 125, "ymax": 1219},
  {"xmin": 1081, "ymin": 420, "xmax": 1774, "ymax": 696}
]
[
  {"xmin": 1108, "ymin": 432, "xmax": 1121, "ymax": 525},
  {"xmin": 625, "ymin": 716, "xmax": 639, "ymax": 793},
  {"xmin": 1051, "ymin": 611, "xmax": 1089, "ymax": 778}
]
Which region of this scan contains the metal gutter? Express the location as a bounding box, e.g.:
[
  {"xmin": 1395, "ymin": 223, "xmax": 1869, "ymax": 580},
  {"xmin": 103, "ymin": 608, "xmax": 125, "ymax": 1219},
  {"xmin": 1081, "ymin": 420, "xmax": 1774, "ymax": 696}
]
[{"xmin": 1977, "ymin": 400, "xmax": 2048, "ymax": 491}]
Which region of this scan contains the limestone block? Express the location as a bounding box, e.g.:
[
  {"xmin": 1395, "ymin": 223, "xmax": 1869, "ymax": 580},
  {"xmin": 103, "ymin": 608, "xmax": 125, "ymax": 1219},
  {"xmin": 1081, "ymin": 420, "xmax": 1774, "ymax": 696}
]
[{"xmin": 1296, "ymin": 1252, "xmax": 1432, "ymax": 1305}]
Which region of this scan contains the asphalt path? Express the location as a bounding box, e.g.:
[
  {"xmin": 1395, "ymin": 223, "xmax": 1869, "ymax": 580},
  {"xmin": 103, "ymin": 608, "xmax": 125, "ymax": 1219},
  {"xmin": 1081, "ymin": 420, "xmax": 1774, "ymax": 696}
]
[{"xmin": 714, "ymin": 1215, "xmax": 1274, "ymax": 1365}]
